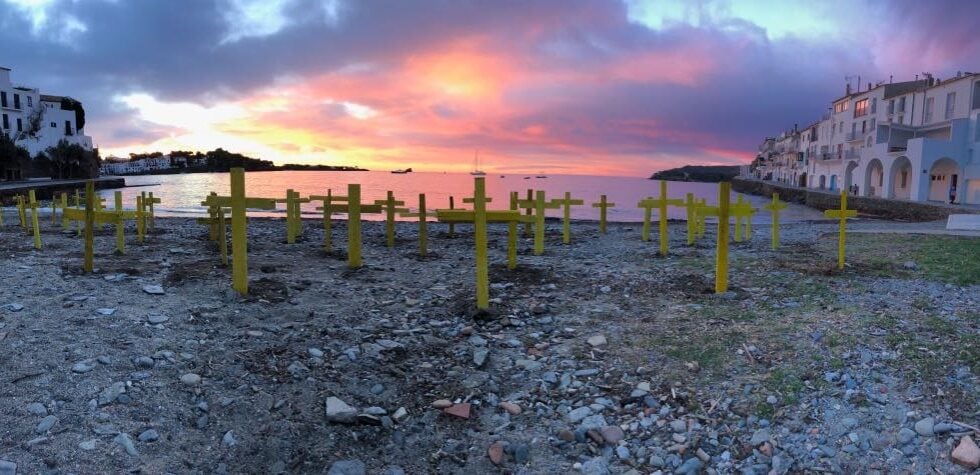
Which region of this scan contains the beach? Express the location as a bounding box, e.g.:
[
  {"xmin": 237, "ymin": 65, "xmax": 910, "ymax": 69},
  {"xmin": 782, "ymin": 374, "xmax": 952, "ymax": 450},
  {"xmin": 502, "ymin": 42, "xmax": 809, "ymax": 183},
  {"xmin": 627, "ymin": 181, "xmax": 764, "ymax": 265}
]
[{"xmin": 0, "ymin": 216, "xmax": 977, "ymax": 473}]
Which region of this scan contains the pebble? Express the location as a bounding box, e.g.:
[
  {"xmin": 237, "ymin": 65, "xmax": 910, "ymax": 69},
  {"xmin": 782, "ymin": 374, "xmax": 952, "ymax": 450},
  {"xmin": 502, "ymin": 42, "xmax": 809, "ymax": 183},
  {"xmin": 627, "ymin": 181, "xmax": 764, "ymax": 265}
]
[
  {"xmin": 327, "ymin": 459, "xmax": 366, "ymax": 475},
  {"xmin": 600, "ymin": 425, "xmax": 625, "ymax": 444},
  {"xmin": 431, "ymin": 399, "xmax": 452, "ymax": 409},
  {"xmin": 473, "ymin": 348, "xmax": 489, "ymax": 367},
  {"xmin": 138, "ymin": 429, "xmax": 160, "ymax": 442},
  {"xmin": 79, "ymin": 439, "xmax": 97, "ymax": 451},
  {"xmin": 587, "ymin": 335, "xmax": 607, "ymax": 347},
  {"xmin": 675, "ymin": 457, "xmax": 703, "ymax": 474},
  {"xmin": 487, "ymin": 441, "xmax": 505, "ymax": 465},
  {"xmin": 2, "ymin": 303, "xmax": 24, "ymax": 312},
  {"xmin": 766, "ymin": 395, "xmax": 778, "ymax": 404},
  {"xmin": 615, "ymin": 445, "xmax": 630, "ymax": 460},
  {"xmin": 512, "ymin": 443, "xmax": 530, "ymax": 463},
  {"xmin": 222, "ymin": 431, "xmax": 237, "ymax": 446},
  {"xmin": 133, "ymin": 356, "xmax": 155, "ymax": 369},
  {"xmin": 309, "ymin": 347, "xmax": 324, "ymax": 358},
  {"xmin": 579, "ymin": 457, "xmax": 610, "ymax": 475},
  {"xmin": 670, "ymin": 419, "xmax": 687, "ymax": 432},
  {"xmin": 499, "ymin": 401, "xmax": 521, "ymax": 415},
  {"xmin": 750, "ymin": 428, "xmax": 771, "ymax": 446},
  {"xmin": 897, "ymin": 427, "xmax": 916, "ymax": 444},
  {"xmin": 180, "ymin": 373, "xmax": 202, "ymax": 386},
  {"xmin": 71, "ymin": 361, "xmax": 96, "ymax": 373},
  {"xmin": 952, "ymin": 435, "xmax": 980, "ymax": 469},
  {"xmin": 147, "ymin": 314, "xmax": 169, "ymax": 324},
  {"xmin": 95, "ymin": 308, "xmax": 116, "ymax": 316},
  {"xmin": 444, "ymin": 403, "xmax": 471, "ymax": 419},
  {"xmin": 98, "ymin": 382, "xmax": 126, "ymax": 405},
  {"xmin": 36, "ymin": 415, "xmax": 57, "ymax": 433},
  {"xmin": 567, "ymin": 406, "xmax": 592, "ymax": 423},
  {"xmin": 113, "ymin": 432, "xmax": 138, "ymax": 456},
  {"xmin": 142, "ymin": 284, "xmax": 165, "ymax": 295},
  {"xmin": 325, "ymin": 397, "xmax": 358, "ymax": 423},
  {"xmin": 25, "ymin": 403, "xmax": 47, "ymax": 416},
  {"xmin": 0, "ymin": 460, "xmax": 16, "ymax": 475},
  {"xmin": 914, "ymin": 417, "xmax": 934, "ymax": 437}
]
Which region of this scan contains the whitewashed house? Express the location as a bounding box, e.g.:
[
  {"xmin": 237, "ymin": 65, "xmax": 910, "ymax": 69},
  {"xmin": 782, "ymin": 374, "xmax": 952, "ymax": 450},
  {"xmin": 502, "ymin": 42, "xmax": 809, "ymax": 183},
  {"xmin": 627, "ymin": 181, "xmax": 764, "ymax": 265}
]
[
  {"xmin": 760, "ymin": 71, "xmax": 980, "ymax": 204},
  {"xmin": 0, "ymin": 67, "xmax": 94, "ymax": 159}
]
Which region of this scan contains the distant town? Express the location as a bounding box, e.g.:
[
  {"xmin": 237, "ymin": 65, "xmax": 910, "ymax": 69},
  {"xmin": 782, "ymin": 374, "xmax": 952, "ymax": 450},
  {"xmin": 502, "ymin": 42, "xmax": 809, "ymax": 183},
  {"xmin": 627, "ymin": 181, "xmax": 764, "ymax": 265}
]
[{"xmin": 98, "ymin": 149, "xmax": 367, "ymax": 176}]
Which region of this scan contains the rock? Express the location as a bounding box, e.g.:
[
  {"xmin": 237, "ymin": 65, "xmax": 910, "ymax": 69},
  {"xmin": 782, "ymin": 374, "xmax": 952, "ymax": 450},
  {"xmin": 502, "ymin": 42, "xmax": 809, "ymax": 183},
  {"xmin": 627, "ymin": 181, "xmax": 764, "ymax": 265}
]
[
  {"xmin": 934, "ymin": 422, "xmax": 956, "ymax": 434},
  {"xmin": 222, "ymin": 431, "xmax": 237, "ymax": 446},
  {"xmin": 914, "ymin": 417, "xmax": 934, "ymax": 437},
  {"xmin": 750, "ymin": 428, "xmax": 771, "ymax": 446},
  {"xmin": 615, "ymin": 445, "xmax": 630, "ymax": 460},
  {"xmin": 473, "ymin": 348, "xmax": 489, "ymax": 367},
  {"xmin": 2, "ymin": 303, "xmax": 24, "ymax": 312},
  {"xmin": 512, "ymin": 442, "xmax": 530, "ymax": 463},
  {"xmin": 25, "ymin": 403, "xmax": 47, "ymax": 416},
  {"xmin": 587, "ymin": 335, "xmax": 607, "ymax": 347},
  {"xmin": 142, "ymin": 284, "xmax": 165, "ymax": 295},
  {"xmin": 79, "ymin": 439, "xmax": 97, "ymax": 450},
  {"xmin": 98, "ymin": 382, "xmax": 126, "ymax": 405},
  {"xmin": 580, "ymin": 457, "xmax": 610, "ymax": 475},
  {"xmin": 897, "ymin": 427, "xmax": 916, "ymax": 445},
  {"xmin": 147, "ymin": 314, "xmax": 169, "ymax": 324},
  {"xmin": 558, "ymin": 429, "xmax": 575, "ymax": 442},
  {"xmin": 72, "ymin": 361, "xmax": 96, "ymax": 373},
  {"xmin": 696, "ymin": 448, "xmax": 710, "ymax": 462},
  {"xmin": 902, "ymin": 261, "xmax": 918, "ymax": 270},
  {"xmin": 309, "ymin": 347, "xmax": 324, "ymax": 358},
  {"xmin": 600, "ymin": 425, "xmax": 625, "ymax": 444},
  {"xmin": 674, "ymin": 457, "xmax": 702, "ymax": 474},
  {"xmin": 952, "ymin": 436, "xmax": 980, "ymax": 469},
  {"xmin": 327, "ymin": 459, "xmax": 366, "ymax": 475},
  {"xmin": 670, "ymin": 419, "xmax": 687, "ymax": 433},
  {"xmin": 580, "ymin": 414, "xmax": 607, "ymax": 431},
  {"xmin": 95, "ymin": 308, "xmax": 116, "ymax": 316},
  {"xmin": 488, "ymin": 441, "xmax": 505, "ymax": 465},
  {"xmin": 0, "ymin": 460, "xmax": 16, "ymax": 475},
  {"xmin": 444, "ymin": 403, "xmax": 471, "ymax": 419},
  {"xmin": 499, "ymin": 401, "xmax": 521, "ymax": 415},
  {"xmin": 133, "ymin": 356, "xmax": 155, "ymax": 369},
  {"xmin": 325, "ymin": 397, "xmax": 358, "ymax": 423},
  {"xmin": 841, "ymin": 417, "xmax": 859, "ymax": 429},
  {"xmin": 567, "ymin": 406, "xmax": 592, "ymax": 423},
  {"xmin": 113, "ymin": 433, "xmax": 138, "ymax": 456},
  {"xmin": 36, "ymin": 415, "xmax": 57, "ymax": 433},
  {"xmin": 431, "ymin": 399, "xmax": 452, "ymax": 409},
  {"xmin": 766, "ymin": 395, "xmax": 778, "ymax": 404},
  {"xmin": 138, "ymin": 429, "xmax": 160, "ymax": 442},
  {"xmin": 180, "ymin": 373, "xmax": 202, "ymax": 386}
]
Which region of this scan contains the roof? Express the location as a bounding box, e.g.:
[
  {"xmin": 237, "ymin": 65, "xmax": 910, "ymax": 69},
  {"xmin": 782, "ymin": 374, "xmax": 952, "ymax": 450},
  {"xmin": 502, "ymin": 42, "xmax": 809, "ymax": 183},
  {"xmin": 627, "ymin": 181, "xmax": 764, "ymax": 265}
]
[
  {"xmin": 0, "ymin": 67, "xmax": 10, "ymax": 71},
  {"xmin": 40, "ymin": 94, "xmax": 64, "ymax": 103}
]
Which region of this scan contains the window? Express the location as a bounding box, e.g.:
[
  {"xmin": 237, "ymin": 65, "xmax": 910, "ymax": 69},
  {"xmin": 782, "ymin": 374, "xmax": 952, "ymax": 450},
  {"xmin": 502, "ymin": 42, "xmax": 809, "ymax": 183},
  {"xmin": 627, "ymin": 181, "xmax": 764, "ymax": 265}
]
[
  {"xmin": 870, "ymin": 118, "xmax": 876, "ymax": 130},
  {"xmin": 888, "ymin": 99, "xmax": 895, "ymax": 114},
  {"xmin": 854, "ymin": 98, "xmax": 869, "ymax": 117},
  {"xmin": 945, "ymin": 92, "xmax": 956, "ymax": 119},
  {"xmin": 851, "ymin": 122, "xmax": 856, "ymax": 136},
  {"xmin": 1, "ymin": 113, "xmax": 7, "ymax": 129},
  {"xmin": 898, "ymin": 97, "xmax": 906, "ymax": 112},
  {"xmin": 16, "ymin": 118, "xmax": 22, "ymax": 132},
  {"xmin": 834, "ymin": 101, "xmax": 849, "ymax": 114},
  {"xmin": 861, "ymin": 120, "xmax": 866, "ymax": 133},
  {"xmin": 26, "ymin": 96, "xmax": 31, "ymax": 108},
  {"xmin": 64, "ymin": 120, "xmax": 72, "ymax": 136},
  {"xmin": 13, "ymin": 94, "xmax": 19, "ymax": 109},
  {"xmin": 871, "ymin": 97, "xmax": 877, "ymax": 114},
  {"xmin": 50, "ymin": 121, "xmax": 56, "ymax": 128},
  {"xmin": 924, "ymin": 97, "xmax": 934, "ymax": 123},
  {"xmin": 897, "ymin": 115, "xmax": 904, "ymax": 124},
  {"xmin": 0, "ymin": 91, "xmax": 6, "ymax": 108}
]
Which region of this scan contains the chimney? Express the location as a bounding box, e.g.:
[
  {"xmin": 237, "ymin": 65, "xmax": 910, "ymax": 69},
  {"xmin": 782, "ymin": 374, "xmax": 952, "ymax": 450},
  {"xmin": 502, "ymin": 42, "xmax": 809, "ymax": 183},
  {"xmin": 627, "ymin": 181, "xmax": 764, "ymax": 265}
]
[
  {"xmin": 846, "ymin": 83, "xmax": 851, "ymax": 95},
  {"xmin": 889, "ymin": 75, "xmax": 893, "ymax": 84},
  {"xmin": 868, "ymin": 82, "xmax": 872, "ymax": 91}
]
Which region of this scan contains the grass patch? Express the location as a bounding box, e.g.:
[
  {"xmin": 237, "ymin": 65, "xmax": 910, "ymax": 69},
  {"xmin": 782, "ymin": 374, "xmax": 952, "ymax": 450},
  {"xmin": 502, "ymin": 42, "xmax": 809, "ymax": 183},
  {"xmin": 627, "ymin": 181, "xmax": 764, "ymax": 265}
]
[{"xmin": 828, "ymin": 234, "xmax": 980, "ymax": 285}]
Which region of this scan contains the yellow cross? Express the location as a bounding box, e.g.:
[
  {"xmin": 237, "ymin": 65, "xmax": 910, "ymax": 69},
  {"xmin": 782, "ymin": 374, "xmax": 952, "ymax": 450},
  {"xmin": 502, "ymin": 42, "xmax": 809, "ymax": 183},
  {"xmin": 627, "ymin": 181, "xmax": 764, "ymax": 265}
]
[
  {"xmin": 61, "ymin": 182, "xmax": 124, "ymax": 273},
  {"xmin": 823, "ymin": 191, "xmax": 857, "ymax": 270},
  {"xmin": 762, "ymin": 193, "xmax": 788, "ymax": 249},
  {"xmin": 140, "ymin": 191, "xmax": 161, "ymax": 230},
  {"xmin": 374, "ymin": 191, "xmax": 409, "ymax": 248},
  {"xmin": 314, "ymin": 185, "xmax": 382, "ymax": 268},
  {"xmin": 276, "ymin": 189, "xmax": 310, "ymax": 244},
  {"xmin": 516, "ymin": 190, "xmax": 560, "ymax": 255},
  {"xmin": 27, "ymin": 190, "xmax": 41, "ymax": 249},
  {"xmin": 731, "ymin": 194, "xmax": 756, "ymax": 243},
  {"xmin": 400, "ymin": 193, "xmax": 437, "ymax": 256},
  {"xmin": 549, "ymin": 192, "xmax": 584, "ymax": 244},
  {"xmin": 197, "ymin": 194, "xmax": 231, "ymax": 265},
  {"xmin": 591, "ymin": 194, "xmax": 616, "ymax": 234},
  {"xmin": 636, "ymin": 181, "xmax": 683, "ymax": 255},
  {"xmin": 438, "ymin": 193, "xmax": 531, "ymax": 272},
  {"xmin": 683, "ymin": 193, "xmax": 698, "ymax": 246},
  {"xmin": 309, "ymin": 189, "xmax": 342, "ymax": 252},
  {"xmin": 15, "ymin": 195, "xmax": 27, "ymax": 229},
  {"xmin": 696, "ymin": 182, "xmax": 732, "ymax": 293}
]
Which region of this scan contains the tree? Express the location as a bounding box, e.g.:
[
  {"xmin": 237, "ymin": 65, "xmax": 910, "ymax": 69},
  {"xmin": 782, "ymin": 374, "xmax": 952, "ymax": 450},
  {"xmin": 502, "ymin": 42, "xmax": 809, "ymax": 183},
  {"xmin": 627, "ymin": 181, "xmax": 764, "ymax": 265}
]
[
  {"xmin": 0, "ymin": 132, "xmax": 31, "ymax": 180},
  {"xmin": 43, "ymin": 139, "xmax": 99, "ymax": 179}
]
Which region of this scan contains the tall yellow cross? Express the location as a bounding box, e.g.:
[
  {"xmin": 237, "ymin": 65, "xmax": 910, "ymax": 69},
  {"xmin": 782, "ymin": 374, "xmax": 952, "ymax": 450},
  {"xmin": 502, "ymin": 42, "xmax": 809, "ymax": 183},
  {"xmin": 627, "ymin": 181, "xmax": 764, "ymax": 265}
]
[
  {"xmin": 762, "ymin": 193, "xmax": 788, "ymax": 249},
  {"xmin": 140, "ymin": 191, "xmax": 161, "ymax": 230},
  {"xmin": 549, "ymin": 192, "xmax": 584, "ymax": 244},
  {"xmin": 696, "ymin": 183, "xmax": 732, "ymax": 293},
  {"xmin": 591, "ymin": 195, "xmax": 616, "ymax": 234},
  {"xmin": 375, "ymin": 191, "xmax": 409, "ymax": 248},
  {"xmin": 336, "ymin": 184, "xmax": 382, "ymax": 268},
  {"xmin": 15, "ymin": 195, "xmax": 27, "ymax": 229},
  {"xmin": 636, "ymin": 181, "xmax": 683, "ymax": 255},
  {"xmin": 309, "ymin": 189, "xmax": 341, "ymax": 252},
  {"xmin": 276, "ymin": 189, "xmax": 310, "ymax": 244},
  {"xmin": 198, "ymin": 194, "xmax": 230, "ymax": 265},
  {"xmin": 516, "ymin": 191, "xmax": 560, "ymax": 255},
  {"xmin": 400, "ymin": 193, "xmax": 437, "ymax": 256},
  {"xmin": 824, "ymin": 191, "xmax": 857, "ymax": 270},
  {"xmin": 731, "ymin": 195, "xmax": 755, "ymax": 242},
  {"xmin": 27, "ymin": 190, "xmax": 41, "ymax": 249},
  {"xmin": 61, "ymin": 182, "xmax": 124, "ymax": 273}
]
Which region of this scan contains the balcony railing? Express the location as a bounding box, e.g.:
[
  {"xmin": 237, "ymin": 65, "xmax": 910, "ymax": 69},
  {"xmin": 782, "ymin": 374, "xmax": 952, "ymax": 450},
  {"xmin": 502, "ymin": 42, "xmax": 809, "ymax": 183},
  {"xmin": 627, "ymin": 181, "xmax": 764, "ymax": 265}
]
[
  {"xmin": 844, "ymin": 149, "xmax": 860, "ymax": 160},
  {"xmin": 846, "ymin": 131, "xmax": 865, "ymax": 141}
]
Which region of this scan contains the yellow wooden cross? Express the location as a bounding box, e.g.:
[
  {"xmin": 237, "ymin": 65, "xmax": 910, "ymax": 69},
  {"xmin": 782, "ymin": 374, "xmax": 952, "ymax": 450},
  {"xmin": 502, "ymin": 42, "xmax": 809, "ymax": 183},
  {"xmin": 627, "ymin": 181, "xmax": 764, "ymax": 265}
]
[
  {"xmin": 15, "ymin": 195, "xmax": 27, "ymax": 229},
  {"xmin": 64, "ymin": 191, "xmax": 135, "ymax": 255},
  {"xmin": 591, "ymin": 195, "xmax": 615, "ymax": 234},
  {"xmin": 334, "ymin": 184, "xmax": 382, "ymax": 268},
  {"xmin": 27, "ymin": 190, "xmax": 41, "ymax": 249},
  {"xmin": 276, "ymin": 189, "xmax": 310, "ymax": 244},
  {"xmin": 60, "ymin": 182, "xmax": 125, "ymax": 272},
  {"xmin": 637, "ymin": 181, "xmax": 683, "ymax": 255},
  {"xmin": 516, "ymin": 190, "xmax": 560, "ymax": 255},
  {"xmin": 198, "ymin": 193, "xmax": 231, "ymax": 265},
  {"xmin": 400, "ymin": 194, "xmax": 437, "ymax": 256},
  {"xmin": 696, "ymin": 198, "xmax": 707, "ymax": 239},
  {"xmin": 447, "ymin": 196, "xmax": 457, "ymax": 237},
  {"xmin": 731, "ymin": 194, "xmax": 755, "ymax": 242},
  {"xmin": 683, "ymin": 193, "xmax": 698, "ymax": 246},
  {"xmin": 140, "ymin": 191, "xmax": 161, "ymax": 230},
  {"xmin": 59, "ymin": 193, "xmax": 69, "ymax": 229},
  {"xmin": 374, "ymin": 191, "xmax": 409, "ymax": 248},
  {"xmin": 550, "ymin": 192, "xmax": 584, "ymax": 244},
  {"xmin": 696, "ymin": 183, "xmax": 732, "ymax": 293},
  {"xmin": 824, "ymin": 191, "xmax": 857, "ymax": 270},
  {"xmin": 309, "ymin": 189, "xmax": 341, "ymax": 252},
  {"xmin": 522, "ymin": 189, "xmax": 533, "ymax": 237},
  {"xmin": 762, "ymin": 193, "xmax": 788, "ymax": 249}
]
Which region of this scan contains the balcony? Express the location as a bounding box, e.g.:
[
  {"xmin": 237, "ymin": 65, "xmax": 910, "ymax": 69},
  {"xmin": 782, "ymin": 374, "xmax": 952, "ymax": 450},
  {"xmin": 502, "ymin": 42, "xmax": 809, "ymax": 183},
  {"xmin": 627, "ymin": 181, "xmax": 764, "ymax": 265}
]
[
  {"xmin": 843, "ymin": 149, "xmax": 860, "ymax": 160},
  {"xmin": 846, "ymin": 131, "xmax": 866, "ymax": 142}
]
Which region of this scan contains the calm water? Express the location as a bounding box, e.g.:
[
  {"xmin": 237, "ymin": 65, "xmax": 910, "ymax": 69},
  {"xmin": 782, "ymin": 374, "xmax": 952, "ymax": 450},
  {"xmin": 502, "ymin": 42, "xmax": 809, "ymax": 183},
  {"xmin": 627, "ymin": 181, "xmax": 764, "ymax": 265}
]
[{"xmin": 102, "ymin": 171, "xmax": 823, "ymax": 222}]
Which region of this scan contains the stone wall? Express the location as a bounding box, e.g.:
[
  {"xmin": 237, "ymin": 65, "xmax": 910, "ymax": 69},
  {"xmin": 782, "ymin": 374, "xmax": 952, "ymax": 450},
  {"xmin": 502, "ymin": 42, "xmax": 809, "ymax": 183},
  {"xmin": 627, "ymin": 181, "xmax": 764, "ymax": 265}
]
[{"xmin": 732, "ymin": 178, "xmax": 977, "ymax": 222}]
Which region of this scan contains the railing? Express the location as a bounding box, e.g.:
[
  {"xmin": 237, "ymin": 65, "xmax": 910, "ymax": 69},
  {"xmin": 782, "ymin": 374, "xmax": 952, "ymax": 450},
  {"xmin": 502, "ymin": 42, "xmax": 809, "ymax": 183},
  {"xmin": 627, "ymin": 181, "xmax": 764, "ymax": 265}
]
[
  {"xmin": 844, "ymin": 149, "xmax": 860, "ymax": 160},
  {"xmin": 846, "ymin": 131, "xmax": 864, "ymax": 141}
]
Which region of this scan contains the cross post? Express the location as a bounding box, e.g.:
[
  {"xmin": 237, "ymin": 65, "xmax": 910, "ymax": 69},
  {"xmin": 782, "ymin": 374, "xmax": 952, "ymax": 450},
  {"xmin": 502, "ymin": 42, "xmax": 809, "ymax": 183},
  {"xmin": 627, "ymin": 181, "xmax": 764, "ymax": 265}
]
[
  {"xmin": 400, "ymin": 193, "xmax": 437, "ymax": 256},
  {"xmin": 550, "ymin": 191, "xmax": 584, "ymax": 244},
  {"xmin": 28, "ymin": 190, "xmax": 41, "ymax": 249},
  {"xmin": 823, "ymin": 191, "xmax": 857, "ymax": 270},
  {"xmin": 375, "ymin": 191, "xmax": 408, "ymax": 248},
  {"xmin": 762, "ymin": 193, "xmax": 788, "ymax": 249},
  {"xmin": 591, "ymin": 194, "xmax": 615, "ymax": 235}
]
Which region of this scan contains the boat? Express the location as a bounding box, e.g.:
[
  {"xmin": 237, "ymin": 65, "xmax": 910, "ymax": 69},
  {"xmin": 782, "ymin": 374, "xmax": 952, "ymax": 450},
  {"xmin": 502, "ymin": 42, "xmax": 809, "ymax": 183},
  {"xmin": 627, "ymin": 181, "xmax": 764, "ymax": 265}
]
[
  {"xmin": 470, "ymin": 150, "xmax": 486, "ymax": 176},
  {"xmin": 391, "ymin": 168, "xmax": 412, "ymax": 174},
  {"xmin": 535, "ymin": 175, "xmax": 548, "ymax": 178},
  {"xmin": 523, "ymin": 176, "xmax": 531, "ymax": 179},
  {"xmin": 499, "ymin": 175, "xmax": 505, "ymax": 178}
]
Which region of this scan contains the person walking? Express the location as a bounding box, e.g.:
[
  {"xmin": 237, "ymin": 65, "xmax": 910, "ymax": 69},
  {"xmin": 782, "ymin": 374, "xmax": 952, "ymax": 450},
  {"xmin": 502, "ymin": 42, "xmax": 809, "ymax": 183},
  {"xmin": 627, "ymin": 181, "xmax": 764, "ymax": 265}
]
[{"xmin": 948, "ymin": 183, "xmax": 956, "ymax": 204}]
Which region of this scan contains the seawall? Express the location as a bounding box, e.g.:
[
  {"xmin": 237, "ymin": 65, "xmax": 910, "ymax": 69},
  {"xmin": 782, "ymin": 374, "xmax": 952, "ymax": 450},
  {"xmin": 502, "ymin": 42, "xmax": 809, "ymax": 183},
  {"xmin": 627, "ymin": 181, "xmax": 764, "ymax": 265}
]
[
  {"xmin": 0, "ymin": 177, "xmax": 126, "ymax": 203},
  {"xmin": 731, "ymin": 178, "xmax": 978, "ymax": 222}
]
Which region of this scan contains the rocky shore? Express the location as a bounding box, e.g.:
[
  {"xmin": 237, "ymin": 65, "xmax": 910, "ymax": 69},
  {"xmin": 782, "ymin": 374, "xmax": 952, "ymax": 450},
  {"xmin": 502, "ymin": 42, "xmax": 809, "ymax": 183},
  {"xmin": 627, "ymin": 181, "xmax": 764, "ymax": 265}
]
[{"xmin": 0, "ymin": 217, "xmax": 977, "ymax": 474}]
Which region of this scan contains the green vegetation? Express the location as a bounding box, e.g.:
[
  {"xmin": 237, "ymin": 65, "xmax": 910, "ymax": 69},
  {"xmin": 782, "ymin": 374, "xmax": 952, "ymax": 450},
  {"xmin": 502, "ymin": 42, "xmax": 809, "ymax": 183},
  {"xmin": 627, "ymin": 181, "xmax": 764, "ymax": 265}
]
[
  {"xmin": 650, "ymin": 165, "xmax": 740, "ymax": 182},
  {"xmin": 118, "ymin": 148, "xmax": 367, "ymax": 174}
]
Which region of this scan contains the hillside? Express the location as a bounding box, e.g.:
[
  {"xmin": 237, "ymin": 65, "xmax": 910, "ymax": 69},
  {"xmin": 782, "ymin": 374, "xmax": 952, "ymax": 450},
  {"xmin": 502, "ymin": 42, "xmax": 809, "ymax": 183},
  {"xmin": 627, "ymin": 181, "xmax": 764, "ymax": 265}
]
[{"xmin": 650, "ymin": 165, "xmax": 740, "ymax": 182}]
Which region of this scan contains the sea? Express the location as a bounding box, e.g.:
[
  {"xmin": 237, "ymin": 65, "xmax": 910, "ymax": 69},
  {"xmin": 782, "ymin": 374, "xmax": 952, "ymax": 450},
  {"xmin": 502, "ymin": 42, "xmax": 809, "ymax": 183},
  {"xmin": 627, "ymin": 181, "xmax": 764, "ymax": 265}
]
[{"xmin": 103, "ymin": 171, "xmax": 825, "ymax": 223}]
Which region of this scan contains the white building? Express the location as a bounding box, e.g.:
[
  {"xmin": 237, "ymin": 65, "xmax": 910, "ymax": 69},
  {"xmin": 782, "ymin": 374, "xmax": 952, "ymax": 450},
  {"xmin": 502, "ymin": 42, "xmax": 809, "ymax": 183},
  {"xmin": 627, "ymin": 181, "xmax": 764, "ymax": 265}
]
[
  {"xmin": 760, "ymin": 71, "xmax": 980, "ymax": 205},
  {"xmin": 100, "ymin": 155, "xmax": 175, "ymax": 175},
  {"xmin": 0, "ymin": 66, "xmax": 94, "ymax": 160}
]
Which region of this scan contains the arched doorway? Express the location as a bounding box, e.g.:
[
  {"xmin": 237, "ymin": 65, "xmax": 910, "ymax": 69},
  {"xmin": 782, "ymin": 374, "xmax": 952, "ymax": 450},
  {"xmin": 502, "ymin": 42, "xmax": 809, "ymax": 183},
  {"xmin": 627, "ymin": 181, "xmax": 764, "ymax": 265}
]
[
  {"xmin": 928, "ymin": 157, "xmax": 960, "ymax": 203},
  {"xmin": 799, "ymin": 172, "xmax": 807, "ymax": 188},
  {"xmin": 818, "ymin": 175, "xmax": 826, "ymax": 189},
  {"xmin": 889, "ymin": 156, "xmax": 912, "ymax": 199},
  {"xmin": 844, "ymin": 161, "xmax": 859, "ymax": 194},
  {"xmin": 829, "ymin": 175, "xmax": 837, "ymax": 191},
  {"xmin": 864, "ymin": 159, "xmax": 884, "ymax": 197}
]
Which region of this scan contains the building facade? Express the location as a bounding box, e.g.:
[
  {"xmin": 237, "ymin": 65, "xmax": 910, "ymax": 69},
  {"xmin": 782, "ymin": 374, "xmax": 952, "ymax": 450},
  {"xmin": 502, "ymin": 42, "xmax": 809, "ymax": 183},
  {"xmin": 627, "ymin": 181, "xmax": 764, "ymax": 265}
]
[
  {"xmin": 1, "ymin": 66, "xmax": 94, "ymax": 160},
  {"xmin": 755, "ymin": 71, "xmax": 980, "ymax": 205}
]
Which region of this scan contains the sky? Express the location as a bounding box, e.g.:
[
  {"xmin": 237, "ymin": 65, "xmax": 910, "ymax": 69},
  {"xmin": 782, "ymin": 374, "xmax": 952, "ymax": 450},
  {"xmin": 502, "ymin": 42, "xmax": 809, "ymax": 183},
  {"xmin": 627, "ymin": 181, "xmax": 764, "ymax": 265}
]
[{"xmin": 1, "ymin": 0, "xmax": 978, "ymax": 176}]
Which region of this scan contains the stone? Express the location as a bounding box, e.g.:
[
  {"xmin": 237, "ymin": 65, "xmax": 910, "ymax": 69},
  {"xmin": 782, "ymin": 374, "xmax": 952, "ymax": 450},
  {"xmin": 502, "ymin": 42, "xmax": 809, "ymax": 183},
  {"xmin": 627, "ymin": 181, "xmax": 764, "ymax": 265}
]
[
  {"xmin": 133, "ymin": 356, "xmax": 155, "ymax": 369},
  {"xmin": 580, "ymin": 414, "xmax": 607, "ymax": 431},
  {"xmin": 897, "ymin": 427, "xmax": 916, "ymax": 444},
  {"xmin": 902, "ymin": 261, "xmax": 917, "ymax": 270},
  {"xmin": 600, "ymin": 425, "xmax": 625, "ymax": 444},
  {"xmin": 766, "ymin": 395, "xmax": 778, "ymax": 404},
  {"xmin": 675, "ymin": 457, "xmax": 703, "ymax": 475},
  {"xmin": 750, "ymin": 428, "xmax": 771, "ymax": 446},
  {"xmin": 309, "ymin": 347, "xmax": 324, "ymax": 358},
  {"xmin": 558, "ymin": 429, "xmax": 575, "ymax": 441},
  {"xmin": 95, "ymin": 308, "xmax": 116, "ymax": 316},
  {"xmin": 580, "ymin": 457, "xmax": 610, "ymax": 475},
  {"xmin": 327, "ymin": 459, "xmax": 366, "ymax": 475},
  {"xmin": 180, "ymin": 373, "xmax": 202, "ymax": 386},
  {"xmin": 113, "ymin": 433, "xmax": 138, "ymax": 456},
  {"xmin": 670, "ymin": 419, "xmax": 687, "ymax": 433},
  {"xmin": 72, "ymin": 361, "xmax": 96, "ymax": 373},
  {"xmin": 499, "ymin": 401, "xmax": 521, "ymax": 415},
  {"xmin": 25, "ymin": 403, "xmax": 47, "ymax": 416},
  {"xmin": 222, "ymin": 431, "xmax": 237, "ymax": 446},
  {"xmin": 444, "ymin": 403, "xmax": 471, "ymax": 419},
  {"xmin": 2, "ymin": 303, "xmax": 24, "ymax": 312},
  {"xmin": 512, "ymin": 442, "xmax": 530, "ymax": 463},
  {"xmin": 142, "ymin": 284, "xmax": 165, "ymax": 295},
  {"xmin": 0, "ymin": 460, "xmax": 16, "ymax": 475},
  {"xmin": 487, "ymin": 441, "xmax": 504, "ymax": 465},
  {"xmin": 147, "ymin": 314, "xmax": 169, "ymax": 324},
  {"xmin": 98, "ymin": 382, "xmax": 126, "ymax": 405},
  {"xmin": 952, "ymin": 436, "xmax": 980, "ymax": 469},
  {"xmin": 615, "ymin": 445, "xmax": 630, "ymax": 460},
  {"xmin": 914, "ymin": 417, "xmax": 934, "ymax": 437},
  {"xmin": 567, "ymin": 406, "xmax": 592, "ymax": 423},
  {"xmin": 696, "ymin": 448, "xmax": 710, "ymax": 462},
  {"xmin": 473, "ymin": 348, "xmax": 489, "ymax": 367},
  {"xmin": 934, "ymin": 422, "xmax": 956, "ymax": 434},
  {"xmin": 79, "ymin": 439, "xmax": 97, "ymax": 451},
  {"xmin": 431, "ymin": 399, "xmax": 452, "ymax": 409},
  {"xmin": 36, "ymin": 415, "xmax": 57, "ymax": 433},
  {"xmin": 138, "ymin": 429, "xmax": 160, "ymax": 442},
  {"xmin": 587, "ymin": 335, "xmax": 607, "ymax": 347},
  {"xmin": 325, "ymin": 397, "xmax": 358, "ymax": 423}
]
